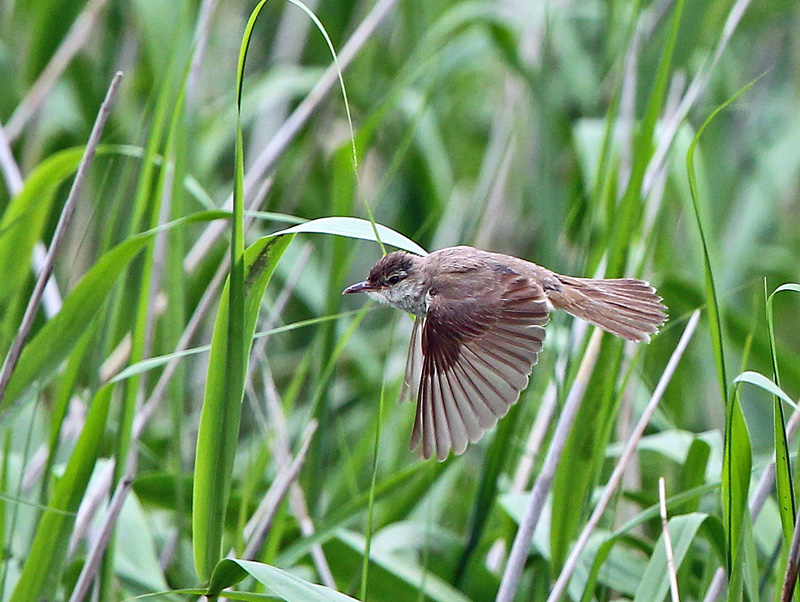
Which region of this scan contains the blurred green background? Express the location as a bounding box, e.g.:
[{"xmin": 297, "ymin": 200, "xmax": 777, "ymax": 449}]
[{"xmin": 1, "ymin": 0, "xmax": 799, "ymax": 600}]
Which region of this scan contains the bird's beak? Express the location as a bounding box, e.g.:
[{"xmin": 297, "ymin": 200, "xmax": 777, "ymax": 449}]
[{"xmin": 343, "ymin": 280, "xmax": 376, "ymax": 295}]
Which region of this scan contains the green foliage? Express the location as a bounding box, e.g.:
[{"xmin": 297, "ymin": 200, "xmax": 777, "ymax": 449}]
[{"xmin": 1, "ymin": 0, "xmax": 800, "ymax": 600}]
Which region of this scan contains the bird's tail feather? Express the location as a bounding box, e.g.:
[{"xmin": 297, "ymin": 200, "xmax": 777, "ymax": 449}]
[{"xmin": 547, "ymin": 275, "xmax": 667, "ymax": 342}]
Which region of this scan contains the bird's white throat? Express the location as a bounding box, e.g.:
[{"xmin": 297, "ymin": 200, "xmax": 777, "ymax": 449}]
[{"xmin": 367, "ymin": 280, "xmax": 429, "ymax": 316}]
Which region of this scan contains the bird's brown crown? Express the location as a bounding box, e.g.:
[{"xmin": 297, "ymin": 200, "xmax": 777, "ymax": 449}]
[{"xmin": 367, "ymin": 251, "xmax": 416, "ymax": 287}]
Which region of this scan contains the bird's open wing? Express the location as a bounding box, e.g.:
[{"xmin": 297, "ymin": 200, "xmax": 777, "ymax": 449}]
[{"xmin": 410, "ymin": 274, "xmax": 550, "ymax": 460}]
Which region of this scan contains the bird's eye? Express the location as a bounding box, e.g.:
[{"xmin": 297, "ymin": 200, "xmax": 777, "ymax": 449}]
[{"xmin": 387, "ymin": 274, "xmax": 402, "ymax": 285}]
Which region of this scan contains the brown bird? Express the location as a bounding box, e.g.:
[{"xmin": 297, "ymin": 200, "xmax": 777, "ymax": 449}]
[{"xmin": 343, "ymin": 246, "xmax": 667, "ymax": 461}]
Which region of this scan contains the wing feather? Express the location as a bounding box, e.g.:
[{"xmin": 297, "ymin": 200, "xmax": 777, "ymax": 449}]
[
  {"xmin": 437, "ymin": 368, "xmax": 469, "ymax": 456},
  {"xmin": 409, "ymin": 272, "xmax": 550, "ymax": 459},
  {"xmin": 440, "ymin": 367, "xmax": 483, "ymax": 442}
]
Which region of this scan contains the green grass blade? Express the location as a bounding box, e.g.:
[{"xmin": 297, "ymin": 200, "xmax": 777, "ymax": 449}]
[
  {"xmin": 685, "ymin": 76, "xmax": 762, "ymax": 588},
  {"xmin": 722, "ymin": 390, "xmax": 752, "ymax": 600},
  {"xmin": 550, "ymin": 339, "xmax": 624, "ymax": 572},
  {"xmin": 192, "ymin": 231, "xmax": 291, "ymax": 580},
  {"xmin": 359, "ymin": 322, "xmax": 393, "ymax": 601},
  {"xmin": 192, "ymin": 0, "xmax": 272, "ymax": 580},
  {"xmin": 685, "ymin": 77, "xmax": 762, "ymax": 403},
  {"xmin": 733, "ymin": 371, "xmax": 797, "ymax": 410},
  {"xmin": 766, "ymin": 284, "xmax": 800, "ymax": 553},
  {"xmin": 270, "ymin": 217, "xmax": 427, "ymax": 255},
  {"xmin": 8, "ymin": 385, "xmax": 113, "ymax": 602}
]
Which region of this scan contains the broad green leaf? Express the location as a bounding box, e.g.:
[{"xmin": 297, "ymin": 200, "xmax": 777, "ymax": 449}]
[
  {"xmin": 328, "ymin": 530, "xmax": 473, "ymax": 602},
  {"xmin": 633, "ymin": 513, "xmax": 711, "ymax": 602},
  {"xmin": 193, "ymin": 0, "xmax": 275, "ymax": 579}
]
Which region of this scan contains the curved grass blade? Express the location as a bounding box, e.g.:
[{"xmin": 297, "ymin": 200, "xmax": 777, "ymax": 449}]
[
  {"xmin": 733, "ymin": 371, "xmax": 797, "ymax": 410},
  {"xmin": 736, "ymin": 363, "xmax": 798, "ymax": 584},
  {"xmin": 107, "ymin": 214, "xmax": 422, "ymax": 387},
  {"xmin": 284, "ymin": 0, "xmax": 385, "ymax": 255},
  {"xmin": 271, "ymin": 217, "xmax": 426, "ymax": 255},
  {"xmin": 209, "ymin": 558, "xmax": 358, "ymax": 601},
  {"xmin": 686, "ymin": 76, "xmax": 762, "ymax": 589},
  {"xmin": 191, "ymin": 0, "xmax": 425, "ymax": 581},
  {"xmin": 189, "ymin": 223, "xmax": 423, "ymax": 582},
  {"xmin": 765, "ymin": 283, "xmax": 800, "ymax": 556}
]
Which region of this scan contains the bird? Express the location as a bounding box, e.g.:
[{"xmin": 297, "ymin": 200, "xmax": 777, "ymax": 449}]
[{"xmin": 343, "ymin": 246, "xmax": 667, "ymax": 461}]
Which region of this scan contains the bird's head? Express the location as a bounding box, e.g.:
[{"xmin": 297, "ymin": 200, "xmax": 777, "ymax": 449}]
[{"xmin": 343, "ymin": 251, "xmax": 429, "ymax": 316}]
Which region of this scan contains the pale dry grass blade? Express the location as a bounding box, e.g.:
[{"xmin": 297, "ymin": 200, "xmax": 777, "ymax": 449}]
[
  {"xmin": 496, "ymin": 327, "xmax": 604, "ymax": 602},
  {"xmin": 546, "ymin": 310, "xmax": 699, "ymax": 602},
  {"xmin": 660, "ymin": 478, "xmax": 681, "ymax": 602},
  {"xmin": 187, "ymin": 0, "xmax": 218, "ymax": 105},
  {"xmin": 616, "ymin": 14, "xmax": 640, "ymax": 197},
  {"xmin": 0, "ymin": 72, "xmax": 122, "ymax": 406},
  {"xmin": 68, "ymin": 456, "xmax": 136, "ymax": 602},
  {"xmin": 263, "ymin": 367, "xmax": 336, "ymax": 588},
  {"xmin": 642, "ymin": 0, "xmax": 754, "ymax": 198},
  {"xmin": 243, "ymin": 420, "xmax": 317, "ymax": 559},
  {"xmin": 780, "ymin": 512, "xmax": 800, "ymax": 601},
  {"xmin": 474, "ymin": 128, "xmax": 514, "ymax": 249}
]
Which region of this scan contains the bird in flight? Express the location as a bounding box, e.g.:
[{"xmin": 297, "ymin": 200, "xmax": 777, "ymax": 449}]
[{"xmin": 344, "ymin": 246, "xmax": 667, "ymax": 461}]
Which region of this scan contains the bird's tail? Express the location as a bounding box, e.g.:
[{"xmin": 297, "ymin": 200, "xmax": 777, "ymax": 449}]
[{"xmin": 546, "ymin": 275, "xmax": 667, "ymax": 342}]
